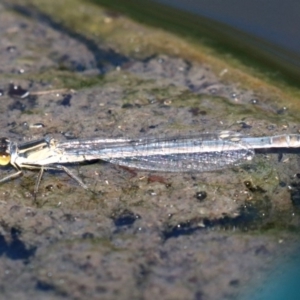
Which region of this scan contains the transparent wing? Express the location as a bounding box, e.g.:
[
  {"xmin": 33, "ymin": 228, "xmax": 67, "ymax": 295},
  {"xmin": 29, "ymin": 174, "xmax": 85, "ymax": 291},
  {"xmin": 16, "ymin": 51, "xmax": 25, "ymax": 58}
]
[
  {"xmin": 103, "ymin": 148, "xmax": 253, "ymax": 172},
  {"xmin": 57, "ymin": 133, "xmax": 254, "ymax": 172}
]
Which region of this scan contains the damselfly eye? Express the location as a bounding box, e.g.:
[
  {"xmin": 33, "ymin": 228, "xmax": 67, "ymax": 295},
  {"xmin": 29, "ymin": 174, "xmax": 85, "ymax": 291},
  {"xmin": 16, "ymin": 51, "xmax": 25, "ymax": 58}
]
[{"xmin": 0, "ymin": 153, "xmax": 10, "ymax": 166}]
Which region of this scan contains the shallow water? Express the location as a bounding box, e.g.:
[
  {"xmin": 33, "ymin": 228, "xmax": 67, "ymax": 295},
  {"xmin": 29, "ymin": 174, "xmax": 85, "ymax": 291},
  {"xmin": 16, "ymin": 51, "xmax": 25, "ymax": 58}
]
[{"xmin": 0, "ymin": 1, "xmax": 300, "ymax": 299}]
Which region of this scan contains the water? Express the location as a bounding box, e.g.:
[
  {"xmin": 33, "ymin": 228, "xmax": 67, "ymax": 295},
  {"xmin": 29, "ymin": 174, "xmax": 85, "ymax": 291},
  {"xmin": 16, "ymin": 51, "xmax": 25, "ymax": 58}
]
[
  {"xmin": 243, "ymin": 251, "xmax": 300, "ymax": 300},
  {"xmin": 96, "ymin": 0, "xmax": 300, "ymax": 82},
  {"xmin": 152, "ymin": 0, "xmax": 300, "ymax": 82}
]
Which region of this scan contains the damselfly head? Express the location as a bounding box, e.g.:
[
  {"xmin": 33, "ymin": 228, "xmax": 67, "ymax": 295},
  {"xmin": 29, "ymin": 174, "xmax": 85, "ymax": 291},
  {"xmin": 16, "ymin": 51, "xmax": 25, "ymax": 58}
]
[{"xmin": 0, "ymin": 137, "xmax": 11, "ymax": 166}]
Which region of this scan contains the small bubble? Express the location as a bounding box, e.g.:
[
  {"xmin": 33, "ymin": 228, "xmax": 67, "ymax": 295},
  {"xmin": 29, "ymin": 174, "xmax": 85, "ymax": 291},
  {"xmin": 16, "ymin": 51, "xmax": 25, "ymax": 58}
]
[
  {"xmin": 63, "ymin": 131, "xmax": 77, "ymax": 139},
  {"xmin": 277, "ymin": 107, "xmax": 287, "ymax": 114},
  {"xmin": 45, "ymin": 185, "xmax": 54, "ymax": 191},
  {"xmin": 8, "ymin": 84, "xmax": 29, "ymax": 98},
  {"xmin": 250, "ymin": 99, "xmax": 259, "ymax": 104},
  {"xmin": 244, "ymin": 181, "xmax": 252, "ymax": 188},
  {"xmin": 195, "ymin": 191, "xmax": 207, "ymax": 201},
  {"xmin": 147, "ymin": 189, "xmax": 157, "ymax": 196},
  {"xmin": 6, "ymin": 46, "xmax": 16, "ymax": 53}
]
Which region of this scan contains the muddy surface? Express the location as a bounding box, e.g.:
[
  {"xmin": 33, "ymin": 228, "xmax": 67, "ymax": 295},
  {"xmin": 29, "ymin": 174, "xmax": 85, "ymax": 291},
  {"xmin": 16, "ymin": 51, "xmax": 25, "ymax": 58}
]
[{"xmin": 0, "ymin": 1, "xmax": 300, "ymax": 299}]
